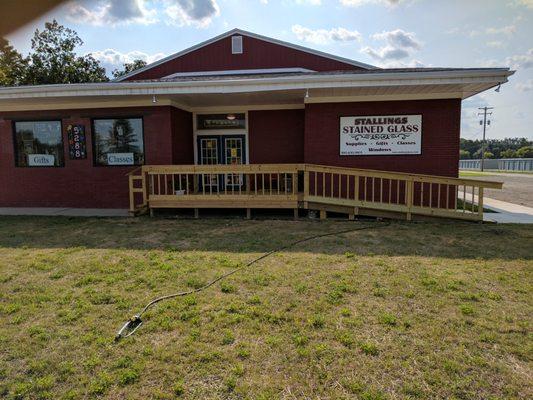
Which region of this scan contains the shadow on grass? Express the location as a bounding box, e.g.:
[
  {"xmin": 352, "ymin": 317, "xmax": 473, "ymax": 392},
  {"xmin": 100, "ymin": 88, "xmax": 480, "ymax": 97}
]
[{"xmin": 0, "ymin": 215, "xmax": 531, "ymax": 260}]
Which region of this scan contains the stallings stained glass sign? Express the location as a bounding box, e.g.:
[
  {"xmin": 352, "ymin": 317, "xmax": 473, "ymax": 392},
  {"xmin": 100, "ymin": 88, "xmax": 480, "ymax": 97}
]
[{"xmin": 67, "ymin": 124, "xmax": 87, "ymax": 159}]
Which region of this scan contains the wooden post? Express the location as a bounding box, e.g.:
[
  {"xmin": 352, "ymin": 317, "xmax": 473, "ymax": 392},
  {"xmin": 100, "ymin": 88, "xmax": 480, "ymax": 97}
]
[
  {"xmin": 246, "ymin": 208, "xmax": 251, "ymax": 220},
  {"xmin": 303, "ymin": 170, "xmax": 309, "ymax": 199},
  {"xmin": 128, "ymin": 175, "xmax": 135, "ymax": 213},
  {"xmin": 406, "ymin": 179, "xmax": 413, "ymax": 221},
  {"xmin": 141, "ymin": 171, "xmax": 147, "ymax": 207},
  {"xmin": 194, "ymin": 208, "xmax": 199, "ymax": 219},
  {"xmin": 293, "ymin": 209, "xmax": 298, "ymax": 220},
  {"xmin": 319, "ymin": 210, "xmax": 326, "ymax": 220},
  {"xmin": 478, "ymin": 187, "xmax": 484, "ymax": 222},
  {"xmin": 348, "ymin": 213, "xmax": 355, "ymax": 220}
]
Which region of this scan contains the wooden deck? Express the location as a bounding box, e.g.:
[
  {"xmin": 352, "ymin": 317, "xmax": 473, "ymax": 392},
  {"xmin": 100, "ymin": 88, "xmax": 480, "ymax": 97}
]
[{"xmin": 128, "ymin": 164, "xmax": 503, "ymax": 221}]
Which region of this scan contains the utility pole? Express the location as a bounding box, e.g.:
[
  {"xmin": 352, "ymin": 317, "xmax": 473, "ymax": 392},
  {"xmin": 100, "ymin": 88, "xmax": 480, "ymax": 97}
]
[{"xmin": 478, "ymin": 107, "xmax": 493, "ymax": 172}]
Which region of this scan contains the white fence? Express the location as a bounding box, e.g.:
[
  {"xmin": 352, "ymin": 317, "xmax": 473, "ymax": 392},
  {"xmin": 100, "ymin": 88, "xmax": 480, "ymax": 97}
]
[{"xmin": 460, "ymin": 158, "xmax": 533, "ymax": 172}]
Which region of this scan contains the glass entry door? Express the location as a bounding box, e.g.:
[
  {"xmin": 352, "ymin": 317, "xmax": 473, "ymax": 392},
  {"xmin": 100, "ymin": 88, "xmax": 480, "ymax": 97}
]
[
  {"xmin": 199, "ymin": 137, "xmax": 219, "ymax": 191},
  {"xmin": 197, "ymin": 135, "xmax": 246, "ymax": 191}
]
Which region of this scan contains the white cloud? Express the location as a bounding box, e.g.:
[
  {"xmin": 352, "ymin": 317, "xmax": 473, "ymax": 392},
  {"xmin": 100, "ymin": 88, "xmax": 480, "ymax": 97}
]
[
  {"xmin": 486, "ymin": 41, "xmax": 505, "ymax": 48},
  {"xmin": 485, "ymin": 25, "xmax": 516, "ymax": 36},
  {"xmin": 362, "ymin": 46, "xmax": 409, "ymax": 61},
  {"xmin": 376, "ymin": 58, "xmax": 426, "ymax": 68},
  {"xmin": 340, "ymin": 0, "xmax": 406, "ymax": 7},
  {"xmin": 362, "ymin": 29, "xmax": 422, "ymax": 66},
  {"xmin": 91, "ymin": 48, "xmax": 166, "ymax": 66},
  {"xmin": 371, "ymin": 29, "xmax": 421, "ymax": 50},
  {"xmin": 506, "ymin": 49, "xmax": 533, "ymax": 69},
  {"xmin": 511, "ymin": 0, "xmax": 533, "ymax": 9},
  {"xmin": 65, "ymin": 0, "xmax": 157, "ymax": 26},
  {"xmin": 479, "ymin": 59, "xmax": 503, "ymax": 68},
  {"xmin": 164, "ymin": 0, "xmax": 220, "ymax": 28},
  {"xmin": 295, "ymin": 0, "xmax": 322, "ymax": 4},
  {"xmin": 291, "ymin": 25, "xmax": 362, "ymax": 45},
  {"xmin": 516, "ymin": 79, "xmax": 533, "ymax": 92}
]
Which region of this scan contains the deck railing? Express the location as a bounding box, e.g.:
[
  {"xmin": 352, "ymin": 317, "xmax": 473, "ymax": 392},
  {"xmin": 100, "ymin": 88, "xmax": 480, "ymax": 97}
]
[{"xmin": 128, "ymin": 164, "xmax": 503, "ymax": 221}]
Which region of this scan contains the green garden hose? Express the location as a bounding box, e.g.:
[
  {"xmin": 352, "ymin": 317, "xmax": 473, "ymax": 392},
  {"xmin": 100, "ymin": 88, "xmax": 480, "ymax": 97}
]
[{"xmin": 115, "ymin": 220, "xmax": 391, "ymax": 341}]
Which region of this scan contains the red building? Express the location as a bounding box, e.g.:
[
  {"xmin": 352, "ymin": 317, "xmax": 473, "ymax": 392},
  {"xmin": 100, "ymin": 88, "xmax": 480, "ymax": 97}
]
[{"xmin": 0, "ymin": 29, "xmax": 512, "ymax": 212}]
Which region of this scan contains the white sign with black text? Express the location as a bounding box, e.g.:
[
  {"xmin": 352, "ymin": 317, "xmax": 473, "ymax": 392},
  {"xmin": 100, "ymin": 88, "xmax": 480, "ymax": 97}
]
[
  {"xmin": 107, "ymin": 153, "xmax": 134, "ymax": 165},
  {"xmin": 340, "ymin": 115, "xmax": 422, "ymax": 156},
  {"xmin": 28, "ymin": 154, "xmax": 55, "ymax": 166}
]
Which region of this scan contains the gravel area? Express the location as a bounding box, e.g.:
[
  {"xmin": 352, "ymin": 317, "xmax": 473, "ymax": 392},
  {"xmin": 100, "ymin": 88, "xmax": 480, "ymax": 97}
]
[{"xmin": 462, "ymin": 172, "xmax": 533, "ymax": 208}]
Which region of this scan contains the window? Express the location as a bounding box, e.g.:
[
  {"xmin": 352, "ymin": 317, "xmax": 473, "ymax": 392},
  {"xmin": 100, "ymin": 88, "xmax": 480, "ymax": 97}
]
[
  {"xmin": 14, "ymin": 120, "xmax": 64, "ymax": 167},
  {"xmin": 92, "ymin": 118, "xmax": 144, "ymax": 166},
  {"xmin": 232, "ymin": 36, "xmax": 243, "ymax": 54},
  {"xmin": 196, "ymin": 113, "xmax": 245, "ymax": 130}
]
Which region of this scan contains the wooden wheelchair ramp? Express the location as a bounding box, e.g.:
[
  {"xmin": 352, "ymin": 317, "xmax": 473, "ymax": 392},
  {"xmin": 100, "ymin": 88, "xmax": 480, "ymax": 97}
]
[{"xmin": 128, "ymin": 164, "xmax": 502, "ymax": 222}]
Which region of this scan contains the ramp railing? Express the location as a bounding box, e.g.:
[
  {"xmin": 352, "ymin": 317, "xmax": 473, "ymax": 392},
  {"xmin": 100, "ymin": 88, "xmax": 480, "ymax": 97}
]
[{"xmin": 128, "ymin": 164, "xmax": 503, "ymax": 221}]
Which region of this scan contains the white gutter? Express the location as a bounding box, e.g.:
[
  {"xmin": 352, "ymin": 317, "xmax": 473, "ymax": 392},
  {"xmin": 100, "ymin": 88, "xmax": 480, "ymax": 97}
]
[{"xmin": 0, "ymin": 69, "xmax": 514, "ymax": 99}]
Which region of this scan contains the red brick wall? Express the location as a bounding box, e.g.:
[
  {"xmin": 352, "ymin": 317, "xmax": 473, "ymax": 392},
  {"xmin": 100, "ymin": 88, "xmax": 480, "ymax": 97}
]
[
  {"xmin": 304, "ymin": 99, "xmax": 461, "ymax": 177},
  {"xmin": 171, "ymin": 107, "xmax": 193, "ymax": 164},
  {"xmin": 248, "ymin": 109, "xmax": 305, "ymax": 163},
  {"xmin": 0, "ymin": 106, "xmax": 182, "ymax": 208},
  {"xmin": 127, "ymin": 35, "xmax": 361, "ymax": 80}
]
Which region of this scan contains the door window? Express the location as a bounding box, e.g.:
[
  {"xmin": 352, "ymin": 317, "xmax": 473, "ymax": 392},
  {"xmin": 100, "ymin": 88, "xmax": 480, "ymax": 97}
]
[
  {"xmin": 200, "ymin": 138, "xmax": 219, "ymax": 189},
  {"xmin": 225, "ymin": 137, "xmax": 243, "ymax": 187}
]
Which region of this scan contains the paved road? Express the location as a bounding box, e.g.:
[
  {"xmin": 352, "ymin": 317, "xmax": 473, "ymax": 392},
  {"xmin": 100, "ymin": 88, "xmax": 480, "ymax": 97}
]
[{"xmin": 463, "ymin": 172, "xmax": 533, "ymax": 208}]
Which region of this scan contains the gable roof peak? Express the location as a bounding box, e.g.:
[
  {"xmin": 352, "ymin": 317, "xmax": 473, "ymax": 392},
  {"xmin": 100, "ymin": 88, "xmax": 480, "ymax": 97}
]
[{"xmin": 114, "ymin": 28, "xmax": 377, "ymax": 82}]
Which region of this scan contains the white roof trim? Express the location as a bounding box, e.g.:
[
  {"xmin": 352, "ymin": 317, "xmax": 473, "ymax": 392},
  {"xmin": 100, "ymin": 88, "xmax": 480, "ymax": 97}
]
[
  {"xmin": 0, "ymin": 69, "xmax": 513, "ymax": 101},
  {"xmin": 163, "ymin": 67, "xmax": 315, "ymax": 79},
  {"xmin": 114, "ymin": 28, "xmax": 377, "ymax": 82}
]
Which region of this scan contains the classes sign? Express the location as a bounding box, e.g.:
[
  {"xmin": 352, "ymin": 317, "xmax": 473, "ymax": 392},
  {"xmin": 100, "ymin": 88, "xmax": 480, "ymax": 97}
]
[
  {"xmin": 340, "ymin": 115, "xmax": 422, "ymax": 156},
  {"xmin": 67, "ymin": 124, "xmax": 87, "ymax": 159},
  {"xmin": 107, "ymin": 153, "xmax": 134, "ymax": 165}
]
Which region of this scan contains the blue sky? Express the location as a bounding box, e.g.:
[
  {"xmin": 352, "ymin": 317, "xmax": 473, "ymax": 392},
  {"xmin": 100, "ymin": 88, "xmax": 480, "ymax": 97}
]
[{"xmin": 6, "ymin": 0, "xmax": 533, "ymax": 140}]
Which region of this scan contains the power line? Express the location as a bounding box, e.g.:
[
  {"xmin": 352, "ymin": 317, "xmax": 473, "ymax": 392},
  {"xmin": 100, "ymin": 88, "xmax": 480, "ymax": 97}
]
[{"xmin": 478, "ymin": 107, "xmax": 493, "ymax": 172}]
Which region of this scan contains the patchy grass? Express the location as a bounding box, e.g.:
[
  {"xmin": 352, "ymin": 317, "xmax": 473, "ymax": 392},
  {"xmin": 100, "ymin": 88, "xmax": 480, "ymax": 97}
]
[
  {"xmin": 0, "ymin": 216, "xmax": 531, "ymax": 399},
  {"xmin": 455, "ymin": 198, "xmax": 495, "ymax": 213}
]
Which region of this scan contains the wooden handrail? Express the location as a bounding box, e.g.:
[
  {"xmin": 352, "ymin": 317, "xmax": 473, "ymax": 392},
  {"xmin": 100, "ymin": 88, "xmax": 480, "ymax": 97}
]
[
  {"xmin": 125, "ymin": 166, "xmax": 143, "ymax": 177},
  {"xmin": 142, "ymin": 164, "xmax": 302, "ymax": 174},
  {"xmin": 304, "ymin": 164, "xmax": 503, "ymax": 189},
  {"xmin": 128, "ymin": 163, "xmax": 503, "ymax": 221}
]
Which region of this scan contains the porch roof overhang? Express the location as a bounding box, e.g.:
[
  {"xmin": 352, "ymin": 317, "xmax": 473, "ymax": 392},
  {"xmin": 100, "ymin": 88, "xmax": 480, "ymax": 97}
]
[{"xmin": 0, "ymin": 68, "xmax": 514, "ymax": 112}]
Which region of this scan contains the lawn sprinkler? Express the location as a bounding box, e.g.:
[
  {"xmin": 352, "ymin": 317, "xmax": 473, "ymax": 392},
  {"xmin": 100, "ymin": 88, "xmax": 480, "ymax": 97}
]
[
  {"xmin": 113, "ymin": 221, "xmax": 390, "ymax": 341},
  {"xmin": 115, "ymin": 315, "xmax": 143, "ymax": 341}
]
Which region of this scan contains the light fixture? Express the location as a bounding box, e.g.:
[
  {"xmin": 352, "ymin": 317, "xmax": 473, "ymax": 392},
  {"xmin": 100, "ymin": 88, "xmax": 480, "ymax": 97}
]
[
  {"xmin": 152, "ymin": 95, "xmax": 157, "ymax": 103},
  {"xmin": 226, "ymin": 114, "xmax": 236, "ymax": 120},
  {"xmin": 495, "ymin": 84, "xmax": 501, "ymax": 93},
  {"xmin": 305, "ymin": 88, "xmax": 309, "ymax": 99}
]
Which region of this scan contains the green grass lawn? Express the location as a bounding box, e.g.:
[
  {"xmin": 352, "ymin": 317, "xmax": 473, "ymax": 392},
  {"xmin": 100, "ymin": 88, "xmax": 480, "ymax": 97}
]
[{"xmin": 0, "ymin": 216, "xmax": 532, "ymax": 399}]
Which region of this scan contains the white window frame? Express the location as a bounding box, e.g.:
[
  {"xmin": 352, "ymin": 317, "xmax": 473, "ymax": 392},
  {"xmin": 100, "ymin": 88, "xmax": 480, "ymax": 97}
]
[{"xmin": 231, "ymin": 36, "xmax": 243, "ymax": 54}]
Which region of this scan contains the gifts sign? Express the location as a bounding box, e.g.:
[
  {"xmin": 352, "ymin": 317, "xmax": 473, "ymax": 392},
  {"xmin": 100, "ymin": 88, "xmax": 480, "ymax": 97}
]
[{"xmin": 67, "ymin": 124, "xmax": 87, "ymax": 159}]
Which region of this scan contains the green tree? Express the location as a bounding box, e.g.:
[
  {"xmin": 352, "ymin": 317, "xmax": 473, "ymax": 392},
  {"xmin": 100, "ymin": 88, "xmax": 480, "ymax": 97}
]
[
  {"xmin": 516, "ymin": 146, "xmax": 533, "ymax": 158},
  {"xmin": 23, "ymin": 20, "xmax": 108, "ymax": 85},
  {"xmin": 500, "ymin": 149, "xmax": 516, "ymax": 158},
  {"xmin": 459, "ymin": 149, "xmax": 470, "ymax": 159},
  {"xmin": 0, "ymin": 37, "xmax": 28, "ymax": 86},
  {"xmin": 473, "ymin": 149, "xmax": 494, "ymax": 159},
  {"xmin": 112, "ymin": 59, "xmax": 147, "ymax": 79}
]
